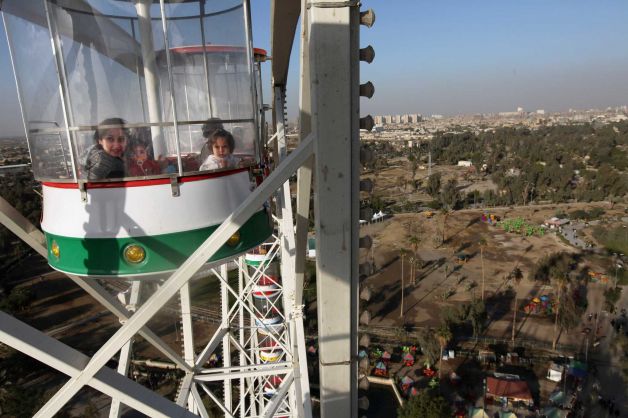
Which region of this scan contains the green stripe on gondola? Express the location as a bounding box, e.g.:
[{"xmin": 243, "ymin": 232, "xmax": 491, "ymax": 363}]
[
  {"xmin": 244, "ymin": 258, "xmax": 271, "ymax": 267},
  {"xmin": 45, "ymin": 209, "xmax": 272, "ymax": 276}
]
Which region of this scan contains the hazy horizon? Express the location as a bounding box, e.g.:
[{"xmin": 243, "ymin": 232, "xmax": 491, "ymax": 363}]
[{"xmin": 1, "ymin": 1, "xmax": 628, "ymax": 137}]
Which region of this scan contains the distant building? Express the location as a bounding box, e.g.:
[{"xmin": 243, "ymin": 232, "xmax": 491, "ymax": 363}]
[
  {"xmin": 544, "ymin": 217, "xmax": 569, "ymax": 229},
  {"xmin": 485, "ymin": 376, "xmax": 533, "ymax": 408},
  {"xmin": 610, "ymin": 114, "xmax": 628, "ymax": 122},
  {"xmin": 411, "ymin": 114, "xmax": 422, "ymax": 123},
  {"xmin": 431, "ymin": 114, "xmax": 443, "ymax": 120},
  {"xmin": 536, "ymin": 109, "xmax": 545, "ymax": 115},
  {"xmin": 373, "ymin": 115, "xmax": 384, "ymax": 125}
]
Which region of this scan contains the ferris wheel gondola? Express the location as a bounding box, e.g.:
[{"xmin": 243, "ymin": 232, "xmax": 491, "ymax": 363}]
[{"xmin": 2, "ymin": 0, "xmax": 272, "ymax": 280}]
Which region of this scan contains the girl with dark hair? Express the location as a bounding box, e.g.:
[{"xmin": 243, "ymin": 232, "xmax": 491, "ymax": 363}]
[
  {"xmin": 83, "ymin": 117, "xmax": 129, "ymax": 180},
  {"xmin": 199, "ymin": 129, "xmax": 239, "ymax": 170},
  {"xmin": 198, "ymin": 117, "xmax": 224, "ymax": 163}
]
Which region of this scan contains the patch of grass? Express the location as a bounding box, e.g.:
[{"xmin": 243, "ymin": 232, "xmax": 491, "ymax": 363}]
[{"xmin": 593, "ymin": 225, "xmax": 628, "ymax": 254}]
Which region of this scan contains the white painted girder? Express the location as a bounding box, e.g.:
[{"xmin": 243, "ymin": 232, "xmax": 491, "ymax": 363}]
[
  {"xmin": 0, "ymin": 311, "xmax": 196, "ymax": 418},
  {"xmin": 309, "ymin": 1, "xmax": 360, "ymax": 416},
  {"xmin": 0, "ymin": 195, "xmax": 194, "ymax": 374},
  {"xmin": 32, "ymin": 133, "xmax": 314, "ymax": 417}
]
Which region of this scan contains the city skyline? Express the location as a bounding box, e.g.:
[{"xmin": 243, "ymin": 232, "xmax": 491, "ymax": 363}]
[{"xmin": 1, "ymin": 0, "xmax": 628, "ymax": 137}]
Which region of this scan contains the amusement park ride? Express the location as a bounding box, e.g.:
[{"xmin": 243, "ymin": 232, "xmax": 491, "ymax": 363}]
[{"xmin": 0, "ymin": 0, "xmax": 375, "ymax": 417}]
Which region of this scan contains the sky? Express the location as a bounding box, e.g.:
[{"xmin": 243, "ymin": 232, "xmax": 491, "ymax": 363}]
[{"xmin": 1, "ymin": 0, "xmax": 628, "ymax": 137}]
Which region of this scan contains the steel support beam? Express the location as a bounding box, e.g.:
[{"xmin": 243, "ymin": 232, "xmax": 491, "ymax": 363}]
[
  {"xmin": 0, "ymin": 311, "xmax": 196, "ymax": 418},
  {"xmin": 179, "ymin": 282, "xmax": 196, "ymax": 412},
  {"xmin": 33, "ymin": 133, "xmax": 314, "ymax": 417},
  {"xmin": 309, "ymin": 2, "xmax": 360, "ymax": 417},
  {"xmin": 109, "ymin": 280, "xmax": 142, "ymax": 418},
  {"xmin": 270, "ymin": 0, "xmax": 301, "ymax": 86},
  {"xmin": 0, "ymin": 195, "xmax": 192, "ymax": 373},
  {"xmin": 295, "ymin": 0, "xmax": 314, "ymax": 311}
]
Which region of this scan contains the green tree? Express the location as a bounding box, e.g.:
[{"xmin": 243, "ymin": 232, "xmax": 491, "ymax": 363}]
[
  {"xmin": 417, "ymin": 328, "xmax": 440, "ymax": 367},
  {"xmin": 469, "ymin": 299, "xmax": 487, "ymax": 337},
  {"xmin": 426, "ymin": 172, "xmax": 441, "ymax": 198},
  {"xmin": 435, "ymin": 324, "xmax": 452, "ymax": 379},
  {"xmin": 408, "ymin": 235, "xmax": 420, "ymax": 285},
  {"xmin": 478, "ymin": 238, "xmax": 488, "ymax": 301},
  {"xmin": 551, "ymin": 273, "xmax": 570, "ymax": 350},
  {"xmin": 399, "ymin": 248, "xmax": 408, "ymax": 318},
  {"xmin": 408, "ymin": 153, "xmax": 419, "ymax": 181},
  {"xmin": 397, "ymin": 389, "xmax": 452, "ymax": 418},
  {"xmin": 440, "ymin": 178, "xmax": 461, "ymax": 209},
  {"xmin": 440, "ymin": 207, "xmax": 452, "ymax": 245}
]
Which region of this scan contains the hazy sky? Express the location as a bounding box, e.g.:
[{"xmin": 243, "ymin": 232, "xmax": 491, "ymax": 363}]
[{"xmin": 1, "ymin": 1, "xmax": 628, "ymax": 137}]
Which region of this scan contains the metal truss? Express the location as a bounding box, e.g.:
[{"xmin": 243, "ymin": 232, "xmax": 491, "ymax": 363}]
[{"xmin": 0, "ymin": 132, "xmax": 314, "ymax": 417}]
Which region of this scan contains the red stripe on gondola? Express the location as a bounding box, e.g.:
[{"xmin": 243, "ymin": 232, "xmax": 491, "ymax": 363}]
[
  {"xmin": 253, "ymin": 291, "xmax": 280, "ymax": 297},
  {"xmin": 170, "ymin": 45, "xmax": 267, "ymax": 57},
  {"xmin": 42, "ymin": 168, "xmax": 248, "ymax": 189}
]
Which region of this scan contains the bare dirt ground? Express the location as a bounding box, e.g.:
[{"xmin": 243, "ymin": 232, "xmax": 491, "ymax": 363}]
[
  {"xmin": 365, "ymin": 161, "xmax": 496, "ymax": 203},
  {"xmin": 361, "ymin": 201, "xmax": 627, "ymax": 350}
]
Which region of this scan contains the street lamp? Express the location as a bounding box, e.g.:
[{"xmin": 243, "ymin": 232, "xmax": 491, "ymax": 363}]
[
  {"xmin": 616, "ymin": 263, "xmax": 624, "ymax": 288},
  {"xmin": 613, "ymin": 253, "xmax": 624, "ymax": 288}
]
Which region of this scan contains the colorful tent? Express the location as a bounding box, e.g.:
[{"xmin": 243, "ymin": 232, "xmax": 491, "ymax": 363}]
[
  {"xmin": 400, "ymin": 376, "xmax": 414, "ymax": 392},
  {"xmin": 403, "ymin": 352, "xmax": 415, "ymax": 366},
  {"xmin": 358, "ymin": 349, "xmax": 368, "ymax": 359},
  {"xmin": 381, "ymin": 351, "xmax": 391, "ymax": 362},
  {"xmin": 422, "ymin": 367, "xmax": 436, "ymax": 377},
  {"xmin": 373, "ymin": 361, "xmax": 387, "ymax": 377}
]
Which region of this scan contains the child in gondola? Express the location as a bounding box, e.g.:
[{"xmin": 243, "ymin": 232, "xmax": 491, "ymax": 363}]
[
  {"xmin": 199, "ymin": 129, "xmax": 240, "ymax": 171},
  {"xmin": 127, "ymin": 142, "xmax": 161, "ymax": 177}
]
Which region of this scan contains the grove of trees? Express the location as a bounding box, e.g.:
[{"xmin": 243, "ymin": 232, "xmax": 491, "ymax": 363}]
[
  {"xmin": 428, "ymin": 121, "xmax": 628, "ymax": 206},
  {"xmin": 0, "ymin": 171, "xmax": 41, "ymax": 274}
]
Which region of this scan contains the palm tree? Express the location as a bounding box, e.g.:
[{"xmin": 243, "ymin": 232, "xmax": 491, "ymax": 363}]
[
  {"xmin": 510, "ymin": 265, "xmax": 524, "ymax": 345},
  {"xmin": 479, "ymin": 238, "xmax": 488, "ymax": 301},
  {"xmin": 552, "ymin": 273, "xmax": 569, "ymax": 350},
  {"xmin": 413, "ymin": 257, "xmax": 422, "ymax": 285},
  {"xmin": 399, "ymin": 248, "xmax": 409, "ymax": 318},
  {"xmin": 408, "ymin": 235, "xmax": 420, "ymax": 285},
  {"xmin": 435, "ymin": 324, "xmax": 452, "ymax": 379},
  {"xmin": 408, "ymin": 255, "xmax": 415, "ymax": 289},
  {"xmin": 440, "ymin": 207, "xmax": 451, "ymax": 245}
]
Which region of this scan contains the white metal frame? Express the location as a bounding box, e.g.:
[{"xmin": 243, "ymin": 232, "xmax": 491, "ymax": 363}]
[
  {"xmin": 0, "ymin": 0, "xmax": 362, "ymax": 415},
  {"xmin": 0, "ymin": 133, "xmax": 315, "ymax": 417}
]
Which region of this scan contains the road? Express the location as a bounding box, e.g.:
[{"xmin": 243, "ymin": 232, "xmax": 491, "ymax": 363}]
[{"xmin": 559, "ymin": 223, "xmax": 588, "ymax": 249}]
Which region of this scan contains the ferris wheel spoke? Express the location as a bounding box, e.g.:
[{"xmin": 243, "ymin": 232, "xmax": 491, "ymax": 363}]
[{"xmin": 0, "ymin": 311, "xmax": 196, "ymax": 418}]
